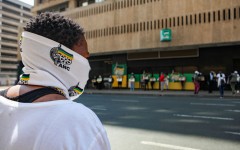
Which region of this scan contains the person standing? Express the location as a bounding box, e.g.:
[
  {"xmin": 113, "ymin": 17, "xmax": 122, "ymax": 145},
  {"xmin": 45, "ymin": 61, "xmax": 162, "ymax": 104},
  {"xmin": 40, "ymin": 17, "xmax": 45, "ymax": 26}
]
[
  {"xmin": 159, "ymin": 72, "xmax": 165, "ymax": 91},
  {"xmin": 117, "ymin": 76, "xmax": 122, "ymax": 88},
  {"xmin": 229, "ymin": 71, "xmax": 239, "ymax": 95},
  {"xmin": 164, "ymin": 73, "xmax": 170, "ymax": 90},
  {"xmin": 143, "ymin": 71, "xmax": 149, "ymax": 90},
  {"xmin": 129, "ymin": 75, "xmax": 135, "ymax": 91},
  {"xmin": 150, "ymin": 74, "xmax": 156, "ymax": 90},
  {"xmin": 208, "ymin": 71, "xmax": 215, "ymax": 93},
  {"xmin": 193, "ymin": 71, "xmax": 200, "ymax": 94},
  {"xmin": 217, "ymin": 71, "xmax": 226, "ymax": 98},
  {"xmin": 108, "ymin": 75, "xmax": 113, "ymax": 89}
]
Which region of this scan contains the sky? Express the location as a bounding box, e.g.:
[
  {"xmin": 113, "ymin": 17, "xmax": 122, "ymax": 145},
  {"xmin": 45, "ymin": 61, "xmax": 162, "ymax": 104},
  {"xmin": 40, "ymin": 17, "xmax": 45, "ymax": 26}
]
[{"xmin": 19, "ymin": 0, "xmax": 34, "ymax": 6}]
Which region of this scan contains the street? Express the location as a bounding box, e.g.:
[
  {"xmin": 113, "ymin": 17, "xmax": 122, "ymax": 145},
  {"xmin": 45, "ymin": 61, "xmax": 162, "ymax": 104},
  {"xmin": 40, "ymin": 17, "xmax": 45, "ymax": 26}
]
[{"xmin": 76, "ymin": 94, "xmax": 240, "ymax": 150}]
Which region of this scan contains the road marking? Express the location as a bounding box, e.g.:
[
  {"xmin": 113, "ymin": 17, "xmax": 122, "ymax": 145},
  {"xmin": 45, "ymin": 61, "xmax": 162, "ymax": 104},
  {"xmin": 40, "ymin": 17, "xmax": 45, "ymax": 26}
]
[
  {"xmin": 90, "ymin": 106, "xmax": 107, "ymax": 111},
  {"xmin": 190, "ymin": 103, "xmax": 235, "ymax": 107},
  {"xmin": 112, "ymin": 99, "xmax": 139, "ymax": 102},
  {"xmin": 225, "ymin": 109, "xmax": 240, "ymax": 112},
  {"xmin": 174, "ymin": 114, "xmax": 234, "ymax": 121},
  {"xmin": 225, "ymin": 131, "xmax": 240, "ymax": 136},
  {"xmin": 141, "ymin": 141, "xmax": 201, "ymax": 150},
  {"xmin": 137, "ymin": 96, "xmax": 158, "ymax": 99}
]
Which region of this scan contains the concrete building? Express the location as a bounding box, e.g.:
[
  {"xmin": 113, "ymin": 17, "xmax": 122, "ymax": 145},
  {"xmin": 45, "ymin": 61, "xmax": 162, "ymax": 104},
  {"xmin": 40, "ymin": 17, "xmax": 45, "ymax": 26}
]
[
  {"xmin": 0, "ymin": 0, "xmax": 32, "ymax": 85},
  {"xmin": 32, "ymin": 0, "xmax": 240, "ymax": 90}
]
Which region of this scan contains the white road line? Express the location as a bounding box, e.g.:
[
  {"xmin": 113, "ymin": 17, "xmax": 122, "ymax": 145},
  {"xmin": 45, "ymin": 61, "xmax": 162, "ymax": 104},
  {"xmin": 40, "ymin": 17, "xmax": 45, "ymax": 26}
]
[
  {"xmin": 141, "ymin": 141, "xmax": 201, "ymax": 150},
  {"xmin": 137, "ymin": 96, "xmax": 158, "ymax": 99},
  {"xmin": 225, "ymin": 131, "xmax": 240, "ymax": 136},
  {"xmin": 174, "ymin": 114, "xmax": 234, "ymax": 121},
  {"xmin": 225, "ymin": 109, "xmax": 240, "ymax": 112},
  {"xmin": 90, "ymin": 106, "xmax": 107, "ymax": 111},
  {"xmin": 112, "ymin": 99, "xmax": 139, "ymax": 102},
  {"xmin": 91, "ymin": 108, "xmax": 107, "ymax": 111},
  {"xmin": 190, "ymin": 103, "xmax": 235, "ymax": 107}
]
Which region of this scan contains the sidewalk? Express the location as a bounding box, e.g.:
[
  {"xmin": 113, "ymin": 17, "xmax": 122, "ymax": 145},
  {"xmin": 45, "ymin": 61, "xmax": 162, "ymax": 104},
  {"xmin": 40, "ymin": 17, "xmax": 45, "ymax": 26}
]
[
  {"xmin": 84, "ymin": 88, "xmax": 240, "ymax": 98},
  {"xmin": 1, "ymin": 86, "xmax": 239, "ymax": 98}
]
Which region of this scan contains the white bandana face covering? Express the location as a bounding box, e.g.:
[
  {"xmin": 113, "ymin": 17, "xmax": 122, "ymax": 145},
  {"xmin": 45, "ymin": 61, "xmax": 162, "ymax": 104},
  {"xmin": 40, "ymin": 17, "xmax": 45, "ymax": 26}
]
[{"xmin": 19, "ymin": 31, "xmax": 91, "ymax": 100}]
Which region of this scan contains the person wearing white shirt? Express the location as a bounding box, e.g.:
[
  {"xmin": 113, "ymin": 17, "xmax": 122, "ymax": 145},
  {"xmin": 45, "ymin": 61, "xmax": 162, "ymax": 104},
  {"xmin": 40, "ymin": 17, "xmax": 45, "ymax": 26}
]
[
  {"xmin": 216, "ymin": 71, "xmax": 226, "ymax": 98},
  {"xmin": 0, "ymin": 12, "xmax": 110, "ymax": 150}
]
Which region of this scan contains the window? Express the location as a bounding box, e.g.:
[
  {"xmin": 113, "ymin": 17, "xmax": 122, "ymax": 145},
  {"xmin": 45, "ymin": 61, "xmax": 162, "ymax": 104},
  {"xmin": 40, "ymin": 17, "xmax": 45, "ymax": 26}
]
[
  {"xmin": 234, "ymin": 8, "xmax": 236, "ymax": 19},
  {"xmin": 186, "ymin": 15, "xmax": 188, "ymax": 25},
  {"xmin": 173, "ymin": 17, "xmax": 175, "ymax": 26},
  {"xmin": 208, "ymin": 12, "xmax": 211, "ymax": 22},
  {"xmin": 181, "ymin": 16, "xmax": 184, "ymax": 26},
  {"xmin": 203, "ymin": 13, "xmax": 206, "ymax": 23},
  {"xmin": 199, "ymin": 13, "xmax": 201, "ymax": 23},
  {"xmin": 218, "ymin": 10, "xmax": 221, "ymax": 21},
  {"xmin": 165, "ymin": 18, "xmax": 168, "ymax": 28},
  {"xmin": 194, "ymin": 14, "xmax": 197, "ymax": 24},
  {"xmin": 154, "ymin": 20, "xmax": 156, "ymax": 29},
  {"xmin": 228, "ymin": 9, "xmax": 231, "ymax": 20},
  {"xmin": 213, "ymin": 11, "xmax": 216, "ymax": 22},
  {"xmin": 161, "ymin": 19, "xmax": 164, "ymax": 28},
  {"xmin": 223, "ymin": 9, "xmax": 226, "ymax": 20},
  {"xmin": 190, "ymin": 15, "xmax": 192, "ymax": 25}
]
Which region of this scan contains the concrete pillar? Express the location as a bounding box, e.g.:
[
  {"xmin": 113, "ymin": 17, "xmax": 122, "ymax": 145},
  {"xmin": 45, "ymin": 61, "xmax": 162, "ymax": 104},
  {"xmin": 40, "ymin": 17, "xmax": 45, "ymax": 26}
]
[{"xmin": 69, "ymin": 0, "xmax": 77, "ymax": 9}]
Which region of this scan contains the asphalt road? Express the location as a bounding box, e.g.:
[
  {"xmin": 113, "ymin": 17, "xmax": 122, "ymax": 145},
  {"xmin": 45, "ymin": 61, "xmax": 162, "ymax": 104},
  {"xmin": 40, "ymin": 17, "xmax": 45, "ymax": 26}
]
[{"xmin": 76, "ymin": 94, "xmax": 240, "ymax": 150}]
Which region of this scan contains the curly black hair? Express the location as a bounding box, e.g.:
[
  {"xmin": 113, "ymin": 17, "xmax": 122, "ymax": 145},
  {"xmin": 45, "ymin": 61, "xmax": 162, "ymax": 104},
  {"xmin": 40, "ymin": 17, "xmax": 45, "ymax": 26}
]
[{"xmin": 24, "ymin": 12, "xmax": 84, "ymax": 49}]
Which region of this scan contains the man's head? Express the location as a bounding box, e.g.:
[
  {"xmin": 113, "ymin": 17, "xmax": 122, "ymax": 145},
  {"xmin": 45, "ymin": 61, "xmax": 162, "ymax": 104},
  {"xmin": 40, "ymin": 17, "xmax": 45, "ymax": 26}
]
[{"xmin": 24, "ymin": 12, "xmax": 89, "ymax": 58}]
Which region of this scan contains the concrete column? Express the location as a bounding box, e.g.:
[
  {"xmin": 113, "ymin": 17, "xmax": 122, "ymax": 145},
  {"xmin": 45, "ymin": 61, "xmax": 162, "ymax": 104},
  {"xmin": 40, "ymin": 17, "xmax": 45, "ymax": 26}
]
[{"xmin": 69, "ymin": 0, "xmax": 77, "ymax": 9}]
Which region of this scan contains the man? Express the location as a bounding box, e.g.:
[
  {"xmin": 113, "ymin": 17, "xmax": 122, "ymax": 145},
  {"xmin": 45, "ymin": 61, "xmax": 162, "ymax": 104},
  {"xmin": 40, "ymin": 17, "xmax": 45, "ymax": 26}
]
[
  {"xmin": 229, "ymin": 71, "xmax": 239, "ymax": 95},
  {"xmin": 217, "ymin": 71, "xmax": 226, "ymax": 98},
  {"xmin": 0, "ymin": 12, "xmax": 110, "ymax": 150},
  {"xmin": 208, "ymin": 71, "xmax": 215, "ymax": 93}
]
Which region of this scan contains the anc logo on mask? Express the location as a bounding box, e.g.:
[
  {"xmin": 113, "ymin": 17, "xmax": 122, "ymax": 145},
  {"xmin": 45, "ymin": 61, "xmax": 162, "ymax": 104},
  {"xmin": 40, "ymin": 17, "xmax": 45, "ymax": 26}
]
[
  {"xmin": 68, "ymin": 83, "xmax": 83, "ymax": 97},
  {"xmin": 19, "ymin": 74, "xmax": 30, "ymax": 84},
  {"xmin": 50, "ymin": 45, "xmax": 73, "ymax": 71}
]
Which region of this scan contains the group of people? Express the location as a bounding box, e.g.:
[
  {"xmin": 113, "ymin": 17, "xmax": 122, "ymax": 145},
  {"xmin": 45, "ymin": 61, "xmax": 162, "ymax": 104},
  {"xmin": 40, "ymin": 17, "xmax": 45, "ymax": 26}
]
[
  {"xmin": 129, "ymin": 71, "xmax": 170, "ymax": 91},
  {"xmin": 193, "ymin": 70, "xmax": 240, "ymax": 98},
  {"xmin": 91, "ymin": 75, "xmax": 114, "ymax": 90}
]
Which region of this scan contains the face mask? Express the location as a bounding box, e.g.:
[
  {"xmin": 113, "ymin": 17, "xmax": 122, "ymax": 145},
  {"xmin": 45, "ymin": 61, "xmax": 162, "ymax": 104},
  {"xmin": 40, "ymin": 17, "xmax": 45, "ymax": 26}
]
[{"xmin": 19, "ymin": 31, "xmax": 91, "ymax": 100}]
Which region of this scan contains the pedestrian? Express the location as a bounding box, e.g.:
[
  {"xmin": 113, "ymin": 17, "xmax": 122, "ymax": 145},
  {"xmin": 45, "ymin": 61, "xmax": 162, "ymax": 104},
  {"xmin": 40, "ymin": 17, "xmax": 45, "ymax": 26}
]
[
  {"xmin": 150, "ymin": 74, "xmax": 156, "ymax": 90},
  {"xmin": 164, "ymin": 73, "xmax": 170, "ymax": 90},
  {"xmin": 159, "ymin": 72, "xmax": 165, "ymax": 91},
  {"xmin": 97, "ymin": 75, "xmax": 103, "ymax": 90},
  {"xmin": 208, "ymin": 71, "xmax": 215, "ymax": 93},
  {"xmin": 129, "ymin": 75, "xmax": 135, "ymax": 91},
  {"xmin": 117, "ymin": 75, "xmax": 122, "ymax": 88},
  {"xmin": 192, "ymin": 71, "xmax": 200, "ymax": 94},
  {"xmin": 143, "ymin": 71, "xmax": 149, "ymax": 90},
  {"xmin": 91, "ymin": 76, "xmax": 97, "ymax": 89},
  {"xmin": 228, "ymin": 71, "xmax": 239, "ymax": 95},
  {"xmin": 108, "ymin": 75, "xmax": 113, "ymax": 89},
  {"xmin": 0, "ymin": 12, "xmax": 110, "ymax": 150},
  {"xmin": 217, "ymin": 71, "xmax": 226, "ymax": 98}
]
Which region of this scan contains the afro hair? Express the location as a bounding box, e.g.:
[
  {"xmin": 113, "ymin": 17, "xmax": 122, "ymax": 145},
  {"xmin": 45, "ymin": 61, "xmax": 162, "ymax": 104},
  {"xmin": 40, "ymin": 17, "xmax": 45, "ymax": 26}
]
[{"xmin": 24, "ymin": 12, "xmax": 84, "ymax": 49}]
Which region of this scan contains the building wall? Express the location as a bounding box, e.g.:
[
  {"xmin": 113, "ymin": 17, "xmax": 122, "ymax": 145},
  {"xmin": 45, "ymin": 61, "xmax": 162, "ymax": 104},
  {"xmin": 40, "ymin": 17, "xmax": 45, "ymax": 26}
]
[
  {"xmin": 32, "ymin": 0, "xmax": 240, "ymax": 55},
  {"xmin": 0, "ymin": 0, "xmax": 32, "ymax": 84},
  {"xmin": 56, "ymin": 0, "xmax": 240, "ymax": 55}
]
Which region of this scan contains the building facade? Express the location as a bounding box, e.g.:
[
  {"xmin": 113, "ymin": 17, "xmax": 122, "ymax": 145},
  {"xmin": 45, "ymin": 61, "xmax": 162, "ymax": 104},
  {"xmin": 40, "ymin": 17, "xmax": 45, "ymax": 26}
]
[
  {"xmin": 32, "ymin": 0, "xmax": 240, "ymax": 90},
  {"xmin": 0, "ymin": 0, "xmax": 32, "ymax": 85}
]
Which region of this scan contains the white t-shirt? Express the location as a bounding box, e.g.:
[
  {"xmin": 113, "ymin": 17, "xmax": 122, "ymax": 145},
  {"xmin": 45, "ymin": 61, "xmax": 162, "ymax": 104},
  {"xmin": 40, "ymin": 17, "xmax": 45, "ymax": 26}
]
[
  {"xmin": 217, "ymin": 73, "xmax": 226, "ymax": 87},
  {"xmin": 0, "ymin": 96, "xmax": 111, "ymax": 150}
]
